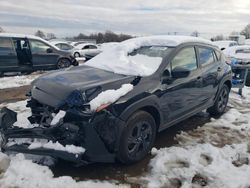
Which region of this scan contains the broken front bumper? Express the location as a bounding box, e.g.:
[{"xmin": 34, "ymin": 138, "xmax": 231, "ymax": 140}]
[{"xmin": 0, "ymin": 107, "xmax": 126, "ymax": 165}]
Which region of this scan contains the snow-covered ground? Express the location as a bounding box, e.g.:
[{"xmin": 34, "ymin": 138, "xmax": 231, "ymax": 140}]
[
  {"xmin": 0, "ymin": 88, "xmax": 250, "ymax": 187},
  {"xmin": 0, "ymin": 72, "xmax": 45, "ymax": 89}
]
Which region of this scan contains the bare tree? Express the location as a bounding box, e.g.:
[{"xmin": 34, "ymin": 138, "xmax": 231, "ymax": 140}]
[
  {"xmin": 191, "ymin": 31, "xmax": 199, "ymax": 37},
  {"xmin": 0, "ymin": 27, "xmax": 4, "ymax": 33},
  {"xmin": 47, "ymin": 33, "xmax": 56, "ymax": 40},
  {"xmin": 240, "ymin": 23, "xmax": 250, "ymax": 39},
  {"xmin": 211, "ymin": 34, "xmax": 224, "ymax": 41},
  {"xmin": 35, "ymin": 30, "xmax": 46, "ymax": 39}
]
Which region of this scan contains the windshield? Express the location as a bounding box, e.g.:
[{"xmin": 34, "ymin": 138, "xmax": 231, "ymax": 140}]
[{"xmin": 85, "ymin": 45, "xmax": 172, "ymax": 76}]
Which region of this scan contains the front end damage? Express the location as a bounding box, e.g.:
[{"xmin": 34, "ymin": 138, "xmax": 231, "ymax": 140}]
[{"xmin": 0, "ymin": 100, "xmax": 126, "ymax": 165}]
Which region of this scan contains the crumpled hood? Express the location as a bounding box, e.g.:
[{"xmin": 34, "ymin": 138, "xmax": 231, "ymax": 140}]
[{"xmin": 31, "ymin": 65, "xmax": 135, "ymax": 107}]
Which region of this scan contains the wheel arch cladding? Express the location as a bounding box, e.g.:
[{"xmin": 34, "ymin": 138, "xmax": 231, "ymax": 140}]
[
  {"xmin": 224, "ymin": 80, "xmax": 232, "ymax": 90},
  {"xmin": 139, "ymin": 106, "xmax": 161, "ymax": 131}
]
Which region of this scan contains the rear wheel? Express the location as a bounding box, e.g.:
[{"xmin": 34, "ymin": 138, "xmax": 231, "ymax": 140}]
[
  {"xmin": 117, "ymin": 111, "xmax": 156, "ymax": 164},
  {"xmin": 207, "ymin": 84, "xmax": 229, "ymax": 116},
  {"xmin": 57, "ymin": 58, "xmax": 71, "ymax": 69},
  {"xmin": 0, "ymin": 72, "xmax": 3, "ymax": 77}
]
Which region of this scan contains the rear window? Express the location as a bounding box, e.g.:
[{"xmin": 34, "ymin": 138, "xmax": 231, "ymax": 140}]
[
  {"xmin": 0, "ymin": 38, "xmax": 14, "ymax": 55},
  {"xmin": 198, "ymin": 47, "xmax": 216, "ymax": 66}
]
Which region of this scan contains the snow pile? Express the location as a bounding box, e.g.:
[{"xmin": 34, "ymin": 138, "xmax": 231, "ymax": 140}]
[
  {"xmin": 29, "ymin": 141, "xmax": 85, "ymax": 155},
  {"xmin": 90, "ymin": 83, "xmax": 133, "ymax": 111},
  {"xmin": 86, "ymin": 36, "xmax": 212, "ymax": 76},
  {"xmin": 50, "ymin": 110, "xmax": 66, "ymax": 126},
  {"xmin": 0, "ymin": 100, "xmax": 35, "ymax": 128},
  {"xmin": 0, "ymin": 73, "xmax": 43, "ymax": 89},
  {"xmin": 146, "ymin": 143, "xmax": 250, "ymax": 188},
  {"xmin": 0, "ymin": 154, "xmax": 128, "ymax": 188}
]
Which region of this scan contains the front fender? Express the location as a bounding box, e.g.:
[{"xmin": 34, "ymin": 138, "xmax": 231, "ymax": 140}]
[{"xmin": 118, "ymin": 94, "xmax": 162, "ymax": 123}]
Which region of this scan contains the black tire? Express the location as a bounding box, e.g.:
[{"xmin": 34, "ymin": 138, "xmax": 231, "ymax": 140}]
[
  {"xmin": 74, "ymin": 52, "xmax": 81, "ymax": 58},
  {"xmin": 57, "ymin": 58, "xmax": 71, "ymax": 69},
  {"xmin": 207, "ymin": 84, "xmax": 229, "ymax": 116},
  {"xmin": 0, "ymin": 72, "xmax": 3, "ymax": 77},
  {"xmin": 117, "ymin": 111, "xmax": 156, "ymax": 164}
]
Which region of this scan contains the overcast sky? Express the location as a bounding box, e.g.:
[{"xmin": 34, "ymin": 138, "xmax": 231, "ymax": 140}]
[{"xmin": 0, "ymin": 0, "xmax": 250, "ymax": 38}]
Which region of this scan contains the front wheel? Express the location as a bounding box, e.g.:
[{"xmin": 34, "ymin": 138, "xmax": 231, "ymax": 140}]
[
  {"xmin": 117, "ymin": 111, "xmax": 156, "ymax": 164},
  {"xmin": 74, "ymin": 52, "xmax": 80, "ymax": 58},
  {"xmin": 57, "ymin": 58, "xmax": 71, "ymax": 69},
  {"xmin": 207, "ymin": 84, "xmax": 229, "ymax": 116}
]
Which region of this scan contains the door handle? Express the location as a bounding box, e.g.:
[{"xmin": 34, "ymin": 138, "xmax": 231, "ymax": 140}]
[
  {"xmin": 217, "ymin": 67, "xmax": 222, "ymax": 72},
  {"xmin": 197, "ymin": 76, "xmax": 202, "ymax": 80}
]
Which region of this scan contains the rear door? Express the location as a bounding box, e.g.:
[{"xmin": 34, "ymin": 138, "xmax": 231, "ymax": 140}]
[
  {"xmin": 160, "ymin": 46, "xmax": 204, "ymax": 122},
  {"xmin": 197, "ymin": 46, "xmax": 220, "ymax": 103},
  {"xmin": 0, "ymin": 37, "xmax": 18, "ymax": 71},
  {"xmin": 29, "ymin": 39, "xmax": 59, "ymax": 69}
]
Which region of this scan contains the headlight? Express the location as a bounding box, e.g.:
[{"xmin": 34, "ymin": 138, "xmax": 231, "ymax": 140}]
[{"xmin": 65, "ymin": 90, "xmax": 85, "ymax": 107}]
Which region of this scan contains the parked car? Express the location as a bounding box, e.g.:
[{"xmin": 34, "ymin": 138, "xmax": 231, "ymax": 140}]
[
  {"xmin": 73, "ymin": 43, "xmax": 101, "ymax": 59},
  {"xmin": 0, "ymin": 36, "xmax": 232, "ymax": 164},
  {"xmin": 213, "ymin": 40, "xmax": 238, "ymax": 51},
  {"xmin": 223, "ymin": 45, "xmax": 250, "ymax": 86},
  {"xmin": 49, "ymin": 41, "xmax": 74, "ymax": 51},
  {"xmin": 0, "ymin": 33, "xmax": 78, "ymax": 76}
]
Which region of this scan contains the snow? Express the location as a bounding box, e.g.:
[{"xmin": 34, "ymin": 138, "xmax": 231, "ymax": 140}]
[
  {"xmin": 29, "ymin": 141, "xmax": 85, "ymax": 155},
  {"xmin": 86, "ymin": 36, "xmax": 213, "ymax": 76},
  {"xmin": 50, "ymin": 110, "xmax": 66, "ymax": 126},
  {"xmin": 90, "ymin": 83, "xmax": 134, "ymax": 111},
  {"xmin": 0, "ymin": 100, "xmax": 35, "ymax": 128},
  {"xmin": 146, "ymin": 143, "xmax": 250, "ymax": 188},
  {"xmin": 0, "ymin": 72, "xmax": 44, "ymax": 89},
  {"xmin": 0, "ymin": 154, "xmax": 128, "ymax": 188}
]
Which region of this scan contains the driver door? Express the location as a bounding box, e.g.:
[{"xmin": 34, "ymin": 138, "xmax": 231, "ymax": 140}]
[
  {"xmin": 160, "ymin": 46, "xmax": 204, "ymax": 123},
  {"xmin": 29, "ymin": 39, "xmax": 59, "ymax": 69}
]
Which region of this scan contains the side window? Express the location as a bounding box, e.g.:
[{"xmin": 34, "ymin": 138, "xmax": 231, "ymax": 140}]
[
  {"xmin": 55, "ymin": 44, "xmax": 61, "ymax": 49},
  {"xmin": 198, "ymin": 47, "xmax": 216, "ymax": 66},
  {"xmin": 172, "ymin": 47, "xmax": 197, "ymax": 71},
  {"xmin": 61, "ymin": 44, "xmax": 73, "ymax": 50},
  {"xmin": 0, "ymin": 38, "xmax": 14, "ymax": 55},
  {"xmin": 82, "ymin": 45, "xmax": 90, "ymax": 50},
  {"xmin": 89, "ymin": 45, "xmax": 97, "ymax": 49},
  {"xmin": 30, "ymin": 40, "xmax": 51, "ymax": 53}
]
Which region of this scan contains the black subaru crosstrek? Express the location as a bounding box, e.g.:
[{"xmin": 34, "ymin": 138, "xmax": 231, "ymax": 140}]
[{"xmin": 0, "ymin": 36, "xmax": 232, "ymax": 164}]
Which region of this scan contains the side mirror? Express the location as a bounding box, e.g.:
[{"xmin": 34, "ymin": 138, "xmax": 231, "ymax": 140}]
[
  {"xmin": 161, "ymin": 69, "xmax": 171, "ymax": 84},
  {"xmin": 46, "ymin": 48, "xmax": 53, "ymax": 53},
  {"xmin": 172, "ymin": 66, "xmax": 191, "ymax": 78}
]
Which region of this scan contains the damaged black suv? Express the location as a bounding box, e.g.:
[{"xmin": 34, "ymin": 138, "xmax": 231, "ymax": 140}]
[{"xmin": 0, "ymin": 36, "xmax": 232, "ymax": 164}]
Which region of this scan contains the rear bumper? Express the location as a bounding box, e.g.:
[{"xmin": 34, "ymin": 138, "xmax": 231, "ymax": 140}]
[{"xmin": 0, "ymin": 107, "xmax": 126, "ymax": 164}]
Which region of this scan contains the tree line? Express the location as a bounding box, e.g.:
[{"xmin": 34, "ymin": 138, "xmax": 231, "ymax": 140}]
[
  {"xmin": 1, "ymin": 22, "xmax": 250, "ymax": 42},
  {"xmin": 68, "ymin": 30, "xmax": 133, "ymax": 43}
]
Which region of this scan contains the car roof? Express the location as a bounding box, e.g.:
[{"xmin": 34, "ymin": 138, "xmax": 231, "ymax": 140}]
[
  {"xmin": 0, "ymin": 33, "xmax": 44, "ymax": 40},
  {"xmin": 121, "ymin": 35, "xmax": 214, "ymax": 48}
]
